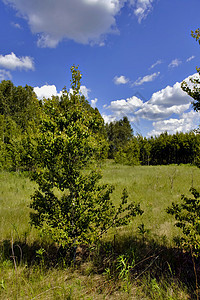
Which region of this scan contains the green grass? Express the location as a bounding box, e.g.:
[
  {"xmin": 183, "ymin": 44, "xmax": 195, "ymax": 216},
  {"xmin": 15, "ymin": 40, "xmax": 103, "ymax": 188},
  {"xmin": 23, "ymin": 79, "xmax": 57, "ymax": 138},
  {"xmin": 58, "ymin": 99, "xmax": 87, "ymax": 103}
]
[
  {"xmin": 101, "ymin": 161, "xmax": 200, "ymax": 243},
  {"xmin": 0, "ymin": 172, "xmax": 38, "ymax": 243},
  {"xmin": 1, "ymin": 162, "xmax": 200, "ymax": 299}
]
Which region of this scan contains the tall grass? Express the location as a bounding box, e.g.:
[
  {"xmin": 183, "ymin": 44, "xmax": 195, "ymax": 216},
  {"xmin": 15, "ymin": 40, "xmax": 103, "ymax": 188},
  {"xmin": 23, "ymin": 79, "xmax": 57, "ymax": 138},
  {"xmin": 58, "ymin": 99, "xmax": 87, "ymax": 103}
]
[
  {"xmin": 101, "ymin": 161, "xmax": 200, "ymax": 244},
  {"xmin": 1, "ymin": 163, "xmax": 200, "ymax": 299},
  {"xmin": 0, "ymin": 171, "xmax": 38, "ymax": 242}
]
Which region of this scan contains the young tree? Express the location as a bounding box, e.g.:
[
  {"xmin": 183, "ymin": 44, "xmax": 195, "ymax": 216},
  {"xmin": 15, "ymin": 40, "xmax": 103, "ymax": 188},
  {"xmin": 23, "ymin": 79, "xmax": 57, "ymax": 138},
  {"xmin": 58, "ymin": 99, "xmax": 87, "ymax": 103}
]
[
  {"xmin": 167, "ymin": 188, "xmax": 200, "ymax": 257},
  {"xmin": 30, "ymin": 66, "xmax": 143, "ymax": 253}
]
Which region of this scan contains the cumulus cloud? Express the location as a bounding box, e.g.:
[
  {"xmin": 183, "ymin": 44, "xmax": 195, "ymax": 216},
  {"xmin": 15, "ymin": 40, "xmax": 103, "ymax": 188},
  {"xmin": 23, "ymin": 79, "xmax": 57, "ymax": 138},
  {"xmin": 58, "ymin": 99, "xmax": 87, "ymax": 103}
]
[
  {"xmin": 104, "ymin": 95, "xmax": 143, "ymax": 122},
  {"xmin": 0, "ymin": 69, "xmax": 12, "ymax": 81},
  {"xmin": 168, "ymin": 58, "xmax": 182, "ymax": 68},
  {"xmin": 148, "ymin": 110, "xmax": 200, "ymax": 136},
  {"xmin": 102, "ymin": 73, "xmax": 200, "ymax": 136},
  {"xmin": 80, "ymin": 85, "xmax": 91, "ymax": 98},
  {"xmin": 149, "ymin": 82, "xmax": 190, "ymax": 108},
  {"xmin": 113, "ymin": 75, "xmax": 129, "ymax": 85},
  {"xmin": 186, "ymin": 55, "xmax": 195, "ymax": 62},
  {"xmin": 133, "ymin": 72, "xmax": 160, "ymax": 86},
  {"xmin": 34, "ymin": 84, "xmax": 91, "ymax": 100},
  {"xmin": 0, "ymin": 52, "xmax": 34, "ymax": 70},
  {"xmin": 102, "ymin": 114, "xmax": 117, "ymax": 124},
  {"xmin": 106, "ymin": 74, "xmax": 197, "ymax": 122},
  {"xmin": 136, "ymin": 103, "xmax": 190, "ymax": 121},
  {"xmin": 135, "ymin": 79, "xmax": 192, "ymax": 120},
  {"xmin": 3, "ymin": 0, "xmax": 156, "ymax": 47},
  {"xmin": 91, "ymin": 98, "xmax": 98, "ymax": 108},
  {"xmin": 34, "ymin": 85, "xmax": 61, "ymax": 100}
]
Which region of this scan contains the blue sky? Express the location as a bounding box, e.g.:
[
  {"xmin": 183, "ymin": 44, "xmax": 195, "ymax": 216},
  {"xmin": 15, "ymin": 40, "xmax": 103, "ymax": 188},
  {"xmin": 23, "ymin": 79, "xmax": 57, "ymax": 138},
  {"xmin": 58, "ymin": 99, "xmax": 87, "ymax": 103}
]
[{"xmin": 0, "ymin": 0, "xmax": 200, "ymax": 136}]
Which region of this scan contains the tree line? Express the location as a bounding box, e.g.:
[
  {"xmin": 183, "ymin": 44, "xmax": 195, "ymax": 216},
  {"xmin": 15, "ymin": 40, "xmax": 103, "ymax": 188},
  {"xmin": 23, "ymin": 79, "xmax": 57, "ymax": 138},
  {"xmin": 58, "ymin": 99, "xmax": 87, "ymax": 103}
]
[
  {"xmin": 1, "ymin": 80, "xmax": 200, "ymax": 171},
  {"xmin": 106, "ymin": 117, "xmax": 200, "ymax": 166}
]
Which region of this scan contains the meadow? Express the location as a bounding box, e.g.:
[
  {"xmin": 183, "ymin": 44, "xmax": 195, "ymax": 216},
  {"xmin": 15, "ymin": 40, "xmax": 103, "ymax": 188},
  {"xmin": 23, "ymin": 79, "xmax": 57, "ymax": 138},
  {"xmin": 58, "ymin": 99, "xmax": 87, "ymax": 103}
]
[{"xmin": 1, "ymin": 162, "xmax": 200, "ymax": 299}]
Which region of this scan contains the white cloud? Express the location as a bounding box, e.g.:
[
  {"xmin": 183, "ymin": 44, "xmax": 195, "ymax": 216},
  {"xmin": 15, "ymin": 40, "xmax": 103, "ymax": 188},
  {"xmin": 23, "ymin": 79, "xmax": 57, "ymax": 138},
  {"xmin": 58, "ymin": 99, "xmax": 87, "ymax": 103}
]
[
  {"xmin": 0, "ymin": 52, "xmax": 34, "ymax": 70},
  {"xmin": 168, "ymin": 58, "xmax": 182, "ymax": 68},
  {"xmin": 136, "ymin": 103, "xmax": 190, "ymax": 121},
  {"xmin": 132, "ymin": 0, "xmax": 154, "ymax": 23},
  {"xmin": 186, "ymin": 55, "xmax": 195, "ymax": 62},
  {"xmin": 148, "ymin": 110, "xmax": 200, "ymax": 136},
  {"xmin": 34, "ymin": 84, "xmax": 90, "ymax": 100},
  {"xmin": 149, "ymin": 59, "xmax": 163, "ymax": 69},
  {"xmin": 80, "ymin": 85, "xmax": 91, "ymax": 98},
  {"xmin": 91, "ymin": 98, "xmax": 98, "ymax": 108},
  {"xmin": 104, "ymin": 73, "xmax": 198, "ymax": 131},
  {"xmin": 149, "ymin": 82, "xmax": 190, "ymax": 108},
  {"xmin": 103, "ymin": 73, "xmax": 200, "ymax": 136},
  {"xmin": 102, "ymin": 114, "xmax": 117, "ymax": 124},
  {"xmin": 133, "ymin": 71, "xmax": 160, "ymax": 86},
  {"xmin": 0, "ymin": 69, "xmax": 12, "ymax": 81},
  {"xmin": 113, "ymin": 75, "xmax": 129, "ymax": 85},
  {"xmin": 3, "ymin": 0, "xmax": 156, "ymax": 47},
  {"xmin": 34, "ymin": 85, "xmax": 61, "ymax": 100},
  {"xmin": 136, "ymin": 79, "xmax": 192, "ymax": 120},
  {"xmin": 104, "ymin": 95, "xmax": 143, "ymax": 122}
]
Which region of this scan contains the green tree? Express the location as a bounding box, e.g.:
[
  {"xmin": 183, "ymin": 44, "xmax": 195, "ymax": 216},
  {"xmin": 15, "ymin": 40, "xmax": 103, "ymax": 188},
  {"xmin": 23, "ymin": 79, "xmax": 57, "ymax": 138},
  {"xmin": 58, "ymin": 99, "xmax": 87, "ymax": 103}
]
[
  {"xmin": 30, "ymin": 66, "xmax": 143, "ymax": 253},
  {"xmin": 105, "ymin": 116, "xmax": 133, "ymax": 159},
  {"xmin": 167, "ymin": 188, "xmax": 200, "ymax": 257},
  {"xmin": 167, "ymin": 27, "xmax": 200, "ymax": 257},
  {"xmin": 115, "ymin": 137, "xmax": 140, "ymax": 166},
  {"xmin": 181, "ymin": 28, "xmax": 200, "ymax": 111},
  {"xmin": 0, "ymin": 80, "xmax": 42, "ymax": 171},
  {"xmin": 137, "ymin": 135, "xmax": 151, "ymax": 166},
  {"xmin": 0, "ymin": 80, "xmax": 40, "ymax": 130},
  {"xmin": 181, "ymin": 28, "xmax": 200, "ymax": 167}
]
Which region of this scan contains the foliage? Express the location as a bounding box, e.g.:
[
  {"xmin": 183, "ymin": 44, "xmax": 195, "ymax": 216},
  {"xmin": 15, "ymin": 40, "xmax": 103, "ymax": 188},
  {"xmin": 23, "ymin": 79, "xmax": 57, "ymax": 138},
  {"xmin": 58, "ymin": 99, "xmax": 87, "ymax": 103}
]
[
  {"xmin": 182, "ymin": 73, "xmax": 200, "ymax": 112},
  {"xmin": 181, "ymin": 28, "xmax": 200, "ymax": 111},
  {"xmin": 168, "ymin": 28, "xmax": 200, "ymax": 258},
  {"xmin": 105, "ymin": 116, "xmax": 133, "ymax": 159},
  {"xmin": 191, "ymin": 28, "xmax": 200, "ymax": 45},
  {"xmin": 167, "ymin": 188, "xmax": 200, "ymax": 257},
  {"xmin": 0, "ymin": 80, "xmax": 40, "ymax": 130},
  {"xmin": 147, "ymin": 131, "xmax": 200, "ymax": 166},
  {"xmin": 1, "ymin": 78, "xmax": 200, "ymax": 170},
  {"xmin": 137, "ymin": 135, "xmax": 151, "ymax": 165},
  {"xmin": 30, "ymin": 66, "xmax": 143, "ymax": 251},
  {"xmin": 105, "ymin": 123, "xmax": 200, "ymax": 166},
  {"xmin": 0, "ymin": 80, "xmax": 42, "ymax": 171},
  {"xmin": 115, "ymin": 137, "xmax": 140, "ymax": 166}
]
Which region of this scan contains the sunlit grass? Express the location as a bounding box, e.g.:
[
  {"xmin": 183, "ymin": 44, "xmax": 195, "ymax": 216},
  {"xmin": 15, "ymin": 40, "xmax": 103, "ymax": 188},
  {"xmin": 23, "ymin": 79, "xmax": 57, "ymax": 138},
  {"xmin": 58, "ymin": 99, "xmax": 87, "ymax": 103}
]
[
  {"xmin": 0, "ymin": 171, "xmax": 38, "ymax": 242},
  {"xmin": 101, "ymin": 161, "xmax": 200, "ymax": 244},
  {"xmin": 0, "ymin": 162, "xmax": 199, "ymax": 299}
]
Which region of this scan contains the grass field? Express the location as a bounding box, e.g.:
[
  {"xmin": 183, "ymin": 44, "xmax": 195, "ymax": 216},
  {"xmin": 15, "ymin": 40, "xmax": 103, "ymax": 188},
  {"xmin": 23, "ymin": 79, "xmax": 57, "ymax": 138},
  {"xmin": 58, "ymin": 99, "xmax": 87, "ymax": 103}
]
[{"xmin": 1, "ymin": 162, "xmax": 200, "ymax": 299}]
